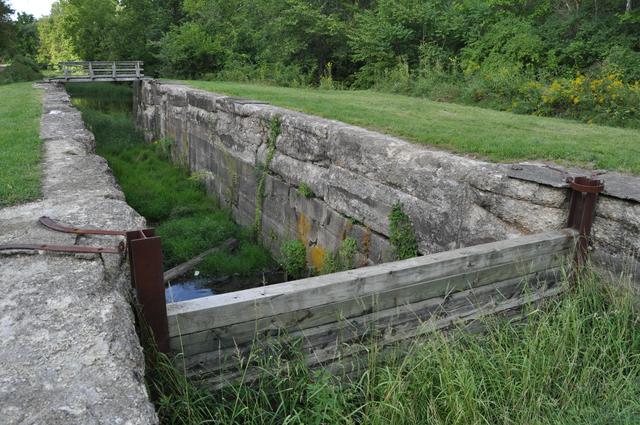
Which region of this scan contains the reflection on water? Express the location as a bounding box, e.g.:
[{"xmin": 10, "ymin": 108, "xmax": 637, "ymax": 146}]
[
  {"xmin": 166, "ymin": 270, "xmax": 286, "ymax": 303},
  {"xmin": 166, "ymin": 279, "xmax": 215, "ymax": 302}
]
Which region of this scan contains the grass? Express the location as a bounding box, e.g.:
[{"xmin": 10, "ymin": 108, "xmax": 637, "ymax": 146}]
[
  {"xmin": 183, "ymin": 81, "xmax": 640, "ymax": 174},
  {"xmin": 0, "ymin": 82, "xmax": 42, "ymax": 207},
  {"xmin": 145, "ymin": 269, "xmax": 640, "ymax": 424},
  {"xmin": 66, "ymin": 83, "xmax": 273, "ymax": 277}
]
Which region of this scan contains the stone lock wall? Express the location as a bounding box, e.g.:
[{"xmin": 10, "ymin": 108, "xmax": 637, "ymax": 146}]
[{"xmin": 134, "ymin": 80, "xmax": 640, "ymax": 275}]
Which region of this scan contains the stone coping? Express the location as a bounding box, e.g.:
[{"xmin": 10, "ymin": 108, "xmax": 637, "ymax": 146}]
[{"xmin": 0, "ymin": 83, "xmax": 157, "ymax": 424}]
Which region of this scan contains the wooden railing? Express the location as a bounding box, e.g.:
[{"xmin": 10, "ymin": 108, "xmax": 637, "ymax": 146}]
[{"xmin": 50, "ymin": 61, "xmax": 144, "ymax": 82}]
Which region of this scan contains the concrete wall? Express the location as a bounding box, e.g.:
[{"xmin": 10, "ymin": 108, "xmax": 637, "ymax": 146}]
[
  {"xmin": 0, "ymin": 83, "xmax": 157, "ymax": 424},
  {"xmin": 134, "ymin": 80, "xmax": 640, "ymax": 275}
]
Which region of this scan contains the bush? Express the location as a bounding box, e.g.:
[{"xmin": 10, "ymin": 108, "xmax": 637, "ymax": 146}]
[
  {"xmin": 0, "ymin": 55, "xmax": 42, "ymax": 84},
  {"xmin": 322, "ymin": 237, "xmax": 359, "ymax": 274},
  {"xmin": 279, "ymin": 239, "xmax": 307, "ymax": 280},
  {"xmin": 388, "ymin": 202, "xmax": 418, "ymax": 260},
  {"xmin": 519, "ymin": 73, "xmax": 640, "ymax": 128}
]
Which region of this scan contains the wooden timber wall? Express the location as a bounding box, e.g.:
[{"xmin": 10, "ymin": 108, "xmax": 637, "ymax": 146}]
[{"xmin": 167, "ymin": 229, "xmax": 577, "ymax": 389}]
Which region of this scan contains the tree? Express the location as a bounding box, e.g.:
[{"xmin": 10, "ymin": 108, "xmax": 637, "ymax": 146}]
[
  {"xmin": 14, "ymin": 13, "xmax": 39, "ymax": 61},
  {"xmin": 37, "ymin": 1, "xmax": 79, "ymax": 65},
  {"xmin": 0, "ymin": 0, "xmax": 14, "ymax": 59}
]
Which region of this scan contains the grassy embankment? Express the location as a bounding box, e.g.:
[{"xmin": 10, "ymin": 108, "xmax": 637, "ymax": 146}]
[
  {"xmin": 67, "ymin": 83, "xmax": 273, "ymax": 277},
  {"xmin": 184, "ymin": 81, "xmax": 640, "ymax": 174},
  {"xmin": 148, "ymin": 270, "xmax": 640, "ymax": 425},
  {"xmin": 0, "ymin": 82, "xmax": 42, "ymax": 207}
]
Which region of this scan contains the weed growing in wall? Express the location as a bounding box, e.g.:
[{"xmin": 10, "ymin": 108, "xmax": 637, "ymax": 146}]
[
  {"xmin": 253, "ymin": 116, "xmax": 282, "ymax": 237},
  {"xmin": 323, "ymin": 237, "xmax": 359, "ymax": 274},
  {"xmin": 298, "ymin": 182, "xmax": 314, "ymax": 198},
  {"xmin": 279, "ymin": 239, "xmax": 307, "ymax": 280},
  {"xmin": 389, "ymin": 202, "xmax": 418, "ymax": 260}
]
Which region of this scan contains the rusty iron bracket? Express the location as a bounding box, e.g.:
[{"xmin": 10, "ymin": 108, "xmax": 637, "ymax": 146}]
[
  {"xmin": 126, "ymin": 229, "xmax": 169, "ymax": 353},
  {"xmin": 2, "ymin": 216, "xmax": 170, "ymax": 353},
  {"xmin": 39, "ymin": 216, "xmax": 127, "ymax": 236},
  {"xmin": 0, "ymin": 242, "xmax": 124, "ymax": 254},
  {"xmin": 0, "ymin": 216, "xmax": 128, "ymax": 254},
  {"xmin": 566, "ymin": 176, "xmax": 604, "ymax": 267}
]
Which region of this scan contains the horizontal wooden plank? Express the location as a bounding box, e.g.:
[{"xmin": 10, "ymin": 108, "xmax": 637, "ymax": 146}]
[
  {"xmin": 178, "ymin": 268, "xmax": 558, "ymax": 372},
  {"xmin": 190, "ymin": 279, "xmax": 565, "ymax": 390},
  {"xmin": 168, "ymin": 230, "xmax": 576, "ymax": 336},
  {"xmin": 60, "ymin": 61, "xmax": 143, "ymax": 65},
  {"xmin": 49, "ymin": 77, "xmax": 146, "ymax": 82},
  {"xmin": 171, "ymin": 251, "xmax": 568, "ymax": 355}
]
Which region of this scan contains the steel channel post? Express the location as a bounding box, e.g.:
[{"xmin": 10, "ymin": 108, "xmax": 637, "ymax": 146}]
[
  {"xmin": 126, "ymin": 229, "xmax": 170, "ymax": 353},
  {"xmin": 566, "ymin": 176, "xmax": 604, "ymax": 267}
]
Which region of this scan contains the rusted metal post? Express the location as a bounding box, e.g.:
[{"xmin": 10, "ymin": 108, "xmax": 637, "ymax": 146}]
[
  {"xmin": 126, "ymin": 229, "xmax": 169, "ymax": 353},
  {"xmin": 566, "ymin": 176, "xmax": 604, "ymax": 267}
]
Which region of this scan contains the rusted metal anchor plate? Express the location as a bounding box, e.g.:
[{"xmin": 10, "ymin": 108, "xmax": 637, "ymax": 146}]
[{"xmin": 0, "ymin": 216, "xmax": 126, "ymax": 255}]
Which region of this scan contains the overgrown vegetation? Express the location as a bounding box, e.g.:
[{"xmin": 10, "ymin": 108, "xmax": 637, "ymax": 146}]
[
  {"xmin": 323, "ymin": 237, "xmax": 359, "ymax": 274},
  {"xmin": 279, "ymin": 239, "xmax": 307, "ymax": 280},
  {"xmin": 147, "ymin": 269, "xmax": 640, "ymax": 424},
  {"xmin": 67, "ymin": 82, "xmax": 273, "ymax": 277},
  {"xmin": 31, "ymin": 0, "xmax": 640, "ymax": 128},
  {"xmin": 389, "ymin": 202, "xmax": 418, "ymax": 260},
  {"xmin": 0, "ymin": 82, "xmax": 42, "ymax": 206},
  {"xmin": 297, "ymin": 183, "xmax": 314, "ymax": 199},
  {"xmin": 186, "ymin": 80, "xmax": 640, "ymax": 174}
]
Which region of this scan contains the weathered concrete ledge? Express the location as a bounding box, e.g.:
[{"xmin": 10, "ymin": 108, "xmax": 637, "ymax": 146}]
[
  {"xmin": 135, "ymin": 80, "xmax": 639, "ymax": 277},
  {"xmin": 0, "ymin": 83, "xmax": 157, "ymax": 424}
]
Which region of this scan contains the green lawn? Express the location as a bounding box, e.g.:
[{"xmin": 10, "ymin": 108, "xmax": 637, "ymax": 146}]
[
  {"xmin": 184, "ymin": 81, "xmax": 640, "ymax": 174},
  {"xmin": 0, "ymin": 82, "xmax": 42, "ymax": 207}
]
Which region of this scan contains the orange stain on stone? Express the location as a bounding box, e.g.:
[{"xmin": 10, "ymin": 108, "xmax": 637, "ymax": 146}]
[
  {"xmin": 309, "ymin": 245, "xmax": 326, "ymax": 272},
  {"xmin": 297, "ymin": 212, "xmax": 311, "ymax": 241}
]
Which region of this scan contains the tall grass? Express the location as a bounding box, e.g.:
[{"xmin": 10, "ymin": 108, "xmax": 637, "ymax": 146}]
[
  {"xmin": 146, "ymin": 270, "xmax": 640, "ymax": 424},
  {"xmin": 66, "ymin": 83, "xmax": 274, "ymax": 277}
]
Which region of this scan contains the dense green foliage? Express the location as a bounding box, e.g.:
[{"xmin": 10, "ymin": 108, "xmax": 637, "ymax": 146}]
[
  {"xmin": 67, "ymin": 82, "xmax": 273, "ymax": 277},
  {"xmin": 148, "ymin": 270, "xmax": 640, "ymax": 424},
  {"xmin": 279, "ymin": 239, "xmax": 308, "ymax": 279},
  {"xmin": 323, "ymin": 237, "xmax": 359, "ymax": 273},
  {"xmin": 186, "ymin": 81, "xmax": 640, "ymax": 173},
  {"xmin": 30, "ymin": 0, "xmax": 640, "ymax": 126},
  {"xmin": 0, "ymin": 83, "xmax": 42, "ymax": 206},
  {"xmin": 37, "ymin": 0, "xmax": 182, "ymax": 73},
  {"xmin": 0, "ymin": 1, "xmax": 42, "ymax": 82},
  {"xmin": 389, "ymin": 202, "xmax": 418, "ymax": 260}
]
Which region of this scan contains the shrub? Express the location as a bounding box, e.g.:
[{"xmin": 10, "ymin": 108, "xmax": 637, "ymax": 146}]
[
  {"xmin": 323, "ymin": 237, "xmax": 359, "ymax": 274},
  {"xmin": 520, "ymin": 73, "xmax": 640, "ymax": 128},
  {"xmin": 388, "ymin": 202, "xmax": 418, "ymax": 260},
  {"xmin": 0, "ymin": 55, "xmax": 42, "ymax": 84},
  {"xmin": 280, "ymin": 239, "xmax": 307, "ymax": 280}
]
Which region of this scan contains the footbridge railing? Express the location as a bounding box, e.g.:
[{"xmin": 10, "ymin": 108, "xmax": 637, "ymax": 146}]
[{"xmin": 49, "ymin": 61, "xmax": 145, "ymax": 82}]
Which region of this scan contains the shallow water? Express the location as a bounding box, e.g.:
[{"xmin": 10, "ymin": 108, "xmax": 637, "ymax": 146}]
[
  {"xmin": 165, "ymin": 278, "xmax": 215, "ymax": 302},
  {"xmin": 166, "ymin": 270, "xmax": 286, "ymax": 303}
]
